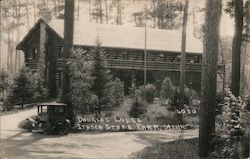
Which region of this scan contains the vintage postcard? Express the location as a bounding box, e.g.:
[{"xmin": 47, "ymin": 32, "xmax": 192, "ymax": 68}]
[{"xmin": 0, "ymin": 0, "xmax": 249, "ymax": 159}]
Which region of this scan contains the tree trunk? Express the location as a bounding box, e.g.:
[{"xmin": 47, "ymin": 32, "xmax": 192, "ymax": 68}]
[
  {"xmin": 241, "ymin": 0, "xmax": 250, "ymax": 96},
  {"xmin": 179, "ymin": 0, "xmax": 189, "ymax": 123},
  {"xmin": 99, "ymin": 0, "xmax": 103, "ymax": 23},
  {"xmin": 199, "ymin": 0, "xmax": 221, "ymax": 158},
  {"xmin": 104, "ymin": 0, "xmax": 108, "ymax": 23},
  {"xmin": 62, "ymin": 0, "xmax": 75, "ymax": 120},
  {"xmin": 25, "ymin": 0, "xmax": 30, "ymax": 29},
  {"xmin": 21, "ymin": 99, "xmax": 23, "ymax": 109},
  {"xmin": 180, "ymin": 0, "xmax": 189, "ymax": 107},
  {"xmin": 231, "ymin": 0, "xmax": 243, "ymax": 96}
]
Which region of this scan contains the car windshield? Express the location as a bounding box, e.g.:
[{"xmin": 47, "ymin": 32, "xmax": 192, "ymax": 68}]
[{"xmin": 38, "ymin": 105, "xmax": 47, "ymax": 114}]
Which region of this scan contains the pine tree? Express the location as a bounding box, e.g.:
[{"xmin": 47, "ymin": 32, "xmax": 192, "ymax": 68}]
[
  {"xmin": 69, "ymin": 47, "xmax": 95, "ymax": 114},
  {"xmin": 7, "ymin": 67, "xmax": 36, "ymax": 108},
  {"xmin": 0, "ymin": 69, "xmax": 9, "ymax": 102},
  {"xmin": 90, "ymin": 40, "xmax": 113, "ymax": 116}
]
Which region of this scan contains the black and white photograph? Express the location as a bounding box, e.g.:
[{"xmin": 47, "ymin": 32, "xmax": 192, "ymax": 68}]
[{"xmin": 0, "ymin": 0, "xmax": 250, "ymax": 158}]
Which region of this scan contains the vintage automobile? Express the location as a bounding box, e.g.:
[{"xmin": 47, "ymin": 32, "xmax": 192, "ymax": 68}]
[{"xmin": 26, "ymin": 102, "xmax": 71, "ymax": 135}]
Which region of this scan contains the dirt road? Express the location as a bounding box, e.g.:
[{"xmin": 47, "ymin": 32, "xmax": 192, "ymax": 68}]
[{"xmin": 0, "ymin": 108, "xmax": 198, "ymax": 159}]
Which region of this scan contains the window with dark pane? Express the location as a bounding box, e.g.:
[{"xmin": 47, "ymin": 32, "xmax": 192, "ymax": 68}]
[
  {"xmin": 32, "ymin": 48, "xmax": 38, "ymax": 59},
  {"xmin": 59, "ymin": 46, "xmax": 63, "ymax": 58}
]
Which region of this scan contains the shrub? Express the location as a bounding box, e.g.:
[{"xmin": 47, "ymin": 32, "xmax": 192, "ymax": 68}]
[
  {"xmin": 0, "ymin": 69, "xmax": 9, "ymax": 103},
  {"xmin": 160, "ymin": 77, "xmax": 175, "ymax": 101},
  {"xmin": 129, "ymin": 97, "xmax": 147, "ymax": 118},
  {"xmin": 211, "ymin": 89, "xmax": 250, "ymax": 158},
  {"xmin": 136, "ymin": 84, "xmax": 156, "ymax": 104},
  {"xmin": 155, "ymin": 115, "xmax": 182, "ymax": 125},
  {"xmin": 109, "ymin": 78, "xmax": 124, "ymax": 107},
  {"xmin": 170, "ymin": 86, "xmax": 199, "ymax": 110}
]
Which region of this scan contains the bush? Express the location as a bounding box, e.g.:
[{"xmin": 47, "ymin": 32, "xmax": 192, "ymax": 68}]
[
  {"xmin": 160, "ymin": 77, "xmax": 175, "ymax": 101},
  {"xmin": 109, "ymin": 78, "xmax": 124, "ymax": 107},
  {"xmin": 155, "ymin": 115, "xmax": 182, "ymax": 125},
  {"xmin": 136, "ymin": 84, "xmax": 156, "ymax": 104},
  {"xmin": 170, "ymin": 86, "xmax": 199, "ymax": 110},
  {"xmin": 212, "ymin": 89, "xmax": 250, "ymax": 158},
  {"xmin": 129, "ymin": 97, "xmax": 147, "ymax": 118}
]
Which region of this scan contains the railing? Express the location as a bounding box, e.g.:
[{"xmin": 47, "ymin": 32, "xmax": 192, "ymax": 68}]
[
  {"xmin": 26, "ymin": 58, "xmax": 225, "ymax": 73},
  {"xmin": 106, "ymin": 59, "xmax": 201, "ymax": 72},
  {"xmin": 106, "ymin": 59, "xmax": 225, "ymax": 73}
]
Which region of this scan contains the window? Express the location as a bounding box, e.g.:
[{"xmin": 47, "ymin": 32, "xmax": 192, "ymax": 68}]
[
  {"xmin": 32, "ymin": 48, "xmax": 38, "ymax": 59},
  {"xmin": 59, "ymin": 46, "xmax": 63, "ymax": 58},
  {"xmin": 41, "ymin": 106, "xmax": 47, "ymax": 113},
  {"xmin": 54, "ymin": 106, "xmax": 64, "ymax": 114}
]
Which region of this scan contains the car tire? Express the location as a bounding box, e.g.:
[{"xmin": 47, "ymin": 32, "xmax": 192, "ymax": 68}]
[{"xmin": 42, "ymin": 123, "xmax": 50, "ymax": 135}]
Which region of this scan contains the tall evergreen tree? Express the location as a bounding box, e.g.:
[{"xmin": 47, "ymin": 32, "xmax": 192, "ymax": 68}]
[
  {"xmin": 90, "ymin": 40, "xmax": 113, "ymax": 116},
  {"xmin": 7, "ymin": 67, "xmax": 35, "ymax": 108},
  {"xmin": 69, "ymin": 48, "xmax": 95, "ymax": 114},
  {"xmin": 199, "ymin": 0, "xmax": 222, "ymax": 157}
]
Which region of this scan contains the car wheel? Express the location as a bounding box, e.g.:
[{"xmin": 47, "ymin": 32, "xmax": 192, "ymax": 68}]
[{"xmin": 42, "ymin": 123, "xmax": 50, "ymax": 135}]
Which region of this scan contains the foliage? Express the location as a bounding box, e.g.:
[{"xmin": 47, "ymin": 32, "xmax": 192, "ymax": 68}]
[
  {"xmin": 149, "ymin": 0, "xmax": 183, "ymax": 29},
  {"xmin": 6, "ymin": 66, "xmax": 49, "ymax": 108},
  {"xmin": 159, "ymin": 77, "xmax": 175, "ymax": 101},
  {"xmin": 38, "ymin": 8, "xmax": 52, "ymax": 22},
  {"xmin": 36, "ymin": 21, "xmax": 49, "ymax": 101},
  {"xmin": 69, "ymin": 44, "xmax": 125, "ymax": 116},
  {"xmin": 183, "ymin": 85, "xmax": 198, "ymax": 105},
  {"xmin": 136, "ymin": 84, "xmax": 156, "ymax": 104},
  {"xmin": 0, "ymin": 69, "xmax": 9, "ymax": 101},
  {"xmin": 219, "ymin": 37, "xmax": 232, "ymax": 87},
  {"xmin": 90, "ymin": 0, "xmax": 123, "ymax": 25},
  {"xmin": 69, "ymin": 47, "xmax": 95, "ymax": 114},
  {"xmin": 133, "ymin": 0, "xmax": 183, "ymax": 29},
  {"xmin": 31, "ymin": 73, "xmax": 49, "ymax": 102},
  {"xmin": 90, "ymin": 40, "xmax": 124, "ymax": 116},
  {"xmin": 170, "ymin": 86, "xmax": 198, "ymax": 109},
  {"xmin": 109, "ymin": 78, "xmax": 125, "ymax": 107},
  {"xmin": 129, "ymin": 97, "xmax": 147, "ymax": 118},
  {"xmin": 212, "ymin": 89, "xmax": 250, "ymax": 158},
  {"xmin": 6, "ymin": 67, "xmax": 36, "ymax": 108}
]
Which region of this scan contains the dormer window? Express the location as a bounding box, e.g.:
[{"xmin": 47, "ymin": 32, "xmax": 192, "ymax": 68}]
[
  {"xmin": 32, "ymin": 48, "xmax": 38, "ymax": 59},
  {"xmin": 59, "ymin": 46, "xmax": 63, "ymax": 58}
]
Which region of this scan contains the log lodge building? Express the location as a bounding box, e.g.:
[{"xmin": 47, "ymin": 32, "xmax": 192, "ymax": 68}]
[{"xmin": 16, "ymin": 19, "xmax": 225, "ymax": 98}]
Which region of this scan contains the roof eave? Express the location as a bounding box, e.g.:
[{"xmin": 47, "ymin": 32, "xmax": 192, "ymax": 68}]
[{"xmin": 16, "ymin": 18, "xmax": 64, "ymax": 51}]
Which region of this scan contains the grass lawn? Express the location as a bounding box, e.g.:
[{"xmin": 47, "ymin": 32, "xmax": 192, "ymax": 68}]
[{"xmin": 130, "ymin": 138, "xmax": 199, "ymax": 159}]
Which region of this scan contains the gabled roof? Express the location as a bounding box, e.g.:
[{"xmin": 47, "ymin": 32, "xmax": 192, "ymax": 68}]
[
  {"xmin": 16, "ymin": 18, "xmax": 63, "ymax": 50},
  {"xmin": 17, "ymin": 18, "xmax": 203, "ymax": 54}
]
